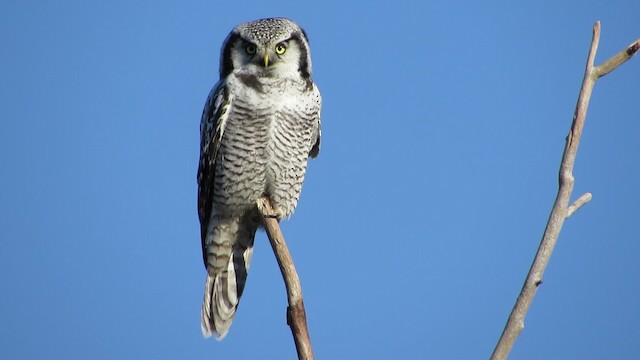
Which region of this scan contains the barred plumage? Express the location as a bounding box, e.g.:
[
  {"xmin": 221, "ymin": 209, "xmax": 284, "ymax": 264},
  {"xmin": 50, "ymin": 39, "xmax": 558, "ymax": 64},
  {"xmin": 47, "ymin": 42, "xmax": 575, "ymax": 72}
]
[{"xmin": 197, "ymin": 18, "xmax": 321, "ymax": 340}]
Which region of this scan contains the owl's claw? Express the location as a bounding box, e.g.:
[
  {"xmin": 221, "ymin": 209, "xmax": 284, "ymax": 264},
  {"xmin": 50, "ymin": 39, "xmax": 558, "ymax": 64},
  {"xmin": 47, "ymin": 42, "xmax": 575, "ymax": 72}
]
[{"xmin": 256, "ymin": 197, "xmax": 282, "ymax": 220}]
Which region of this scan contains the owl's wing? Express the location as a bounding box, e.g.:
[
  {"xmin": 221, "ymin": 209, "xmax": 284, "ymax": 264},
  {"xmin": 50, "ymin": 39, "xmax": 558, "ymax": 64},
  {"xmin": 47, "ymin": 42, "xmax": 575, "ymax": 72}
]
[
  {"xmin": 197, "ymin": 82, "xmax": 232, "ymax": 266},
  {"xmin": 309, "ymin": 84, "xmax": 321, "ymax": 158}
]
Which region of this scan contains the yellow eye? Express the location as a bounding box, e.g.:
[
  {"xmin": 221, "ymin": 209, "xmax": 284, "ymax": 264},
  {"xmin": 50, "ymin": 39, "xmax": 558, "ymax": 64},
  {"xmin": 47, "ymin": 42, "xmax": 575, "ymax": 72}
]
[
  {"xmin": 275, "ymin": 43, "xmax": 286, "ymax": 55},
  {"xmin": 245, "ymin": 43, "xmax": 256, "ymax": 55}
]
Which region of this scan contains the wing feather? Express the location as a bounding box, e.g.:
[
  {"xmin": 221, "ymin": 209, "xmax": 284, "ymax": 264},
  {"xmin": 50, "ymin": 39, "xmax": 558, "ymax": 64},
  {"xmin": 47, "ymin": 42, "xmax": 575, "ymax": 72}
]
[
  {"xmin": 197, "ymin": 82, "xmax": 232, "ymax": 267},
  {"xmin": 309, "ymin": 85, "xmax": 322, "ymax": 158}
]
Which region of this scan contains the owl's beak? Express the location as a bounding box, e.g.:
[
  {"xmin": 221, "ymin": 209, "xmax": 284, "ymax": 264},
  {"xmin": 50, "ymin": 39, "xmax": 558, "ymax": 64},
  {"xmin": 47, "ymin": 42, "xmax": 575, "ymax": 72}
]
[{"xmin": 263, "ymin": 53, "xmax": 270, "ymax": 67}]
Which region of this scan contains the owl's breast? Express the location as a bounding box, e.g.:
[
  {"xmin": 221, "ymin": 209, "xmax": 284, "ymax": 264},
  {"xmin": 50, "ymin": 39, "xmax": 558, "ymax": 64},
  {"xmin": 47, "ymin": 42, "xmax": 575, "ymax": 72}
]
[{"xmin": 214, "ymin": 76, "xmax": 317, "ymax": 216}]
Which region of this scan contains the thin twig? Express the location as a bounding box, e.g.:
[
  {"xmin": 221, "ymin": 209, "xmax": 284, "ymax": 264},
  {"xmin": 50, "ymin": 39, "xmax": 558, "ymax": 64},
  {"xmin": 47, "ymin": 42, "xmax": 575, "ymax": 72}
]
[
  {"xmin": 595, "ymin": 38, "xmax": 640, "ymax": 78},
  {"xmin": 566, "ymin": 193, "xmax": 593, "ymax": 219},
  {"xmin": 257, "ymin": 197, "xmax": 313, "ymax": 360},
  {"xmin": 491, "ymin": 22, "xmax": 638, "ymax": 360}
]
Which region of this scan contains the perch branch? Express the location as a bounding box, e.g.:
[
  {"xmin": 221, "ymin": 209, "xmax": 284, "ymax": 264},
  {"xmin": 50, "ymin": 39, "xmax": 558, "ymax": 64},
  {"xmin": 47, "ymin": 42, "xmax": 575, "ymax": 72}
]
[
  {"xmin": 491, "ymin": 21, "xmax": 638, "ymax": 360},
  {"xmin": 257, "ymin": 197, "xmax": 313, "ymax": 360}
]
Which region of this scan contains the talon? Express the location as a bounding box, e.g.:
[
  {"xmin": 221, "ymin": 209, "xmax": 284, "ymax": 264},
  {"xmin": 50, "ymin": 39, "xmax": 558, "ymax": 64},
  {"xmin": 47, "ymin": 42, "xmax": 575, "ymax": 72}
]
[{"xmin": 256, "ymin": 197, "xmax": 282, "ymax": 220}]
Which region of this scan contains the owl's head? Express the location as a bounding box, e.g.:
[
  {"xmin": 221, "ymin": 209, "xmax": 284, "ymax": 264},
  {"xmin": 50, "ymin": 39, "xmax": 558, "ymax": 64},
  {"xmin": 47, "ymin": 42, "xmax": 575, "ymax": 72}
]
[{"xmin": 218, "ymin": 18, "xmax": 313, "ymax": 81}]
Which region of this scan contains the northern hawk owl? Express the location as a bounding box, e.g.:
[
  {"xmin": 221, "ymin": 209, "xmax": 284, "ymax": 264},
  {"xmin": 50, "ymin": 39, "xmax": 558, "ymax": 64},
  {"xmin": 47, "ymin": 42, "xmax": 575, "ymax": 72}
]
[{"xmin": 197, "ymin": 18, "xmax": 321, "ymax": 339}]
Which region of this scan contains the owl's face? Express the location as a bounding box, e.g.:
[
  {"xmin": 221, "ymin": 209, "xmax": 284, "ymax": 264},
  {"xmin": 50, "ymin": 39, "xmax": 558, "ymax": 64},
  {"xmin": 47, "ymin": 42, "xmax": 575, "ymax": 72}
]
[{"xmin": 219, "ymin": 18, "xmax": 313, "ymax": 81}]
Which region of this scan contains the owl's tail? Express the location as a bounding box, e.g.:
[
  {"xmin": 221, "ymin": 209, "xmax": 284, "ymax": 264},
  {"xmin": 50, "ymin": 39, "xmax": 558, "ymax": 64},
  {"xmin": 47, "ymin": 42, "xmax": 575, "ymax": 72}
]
[{"xmin": 201, "ymin": 218, "xmax": 256, "ymax": 340}]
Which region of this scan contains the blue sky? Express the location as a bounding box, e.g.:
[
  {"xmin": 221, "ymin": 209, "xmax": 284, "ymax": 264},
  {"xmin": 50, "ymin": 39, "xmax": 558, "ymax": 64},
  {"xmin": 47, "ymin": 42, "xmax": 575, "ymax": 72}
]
[{"xmin": 1, "ymin": 1, "xmax": 639, "ymax": 359}]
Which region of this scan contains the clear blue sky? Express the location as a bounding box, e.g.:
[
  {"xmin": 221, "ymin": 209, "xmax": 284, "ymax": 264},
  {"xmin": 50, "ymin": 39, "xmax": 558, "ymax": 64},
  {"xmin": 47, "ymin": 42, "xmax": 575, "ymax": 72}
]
[{"xmin": 1, "ymin": 1, "xmax": 639, "ymax": 359}]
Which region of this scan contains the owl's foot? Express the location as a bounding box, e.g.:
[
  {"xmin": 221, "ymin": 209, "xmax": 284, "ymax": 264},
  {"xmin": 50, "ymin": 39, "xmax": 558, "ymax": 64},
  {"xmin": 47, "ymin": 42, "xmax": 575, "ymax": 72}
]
[{"xmin": 256, "ymin": 197, "xmax": 283, "ymax": 220}]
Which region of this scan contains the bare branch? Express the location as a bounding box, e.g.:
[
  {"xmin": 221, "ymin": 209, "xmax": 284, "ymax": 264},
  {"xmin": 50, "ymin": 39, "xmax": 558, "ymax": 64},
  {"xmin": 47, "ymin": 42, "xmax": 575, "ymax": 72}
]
[
  {"xmin": 566, "ymin": 193, "xmax": 593, "ymax": 218},
  {"xmin": 257, "ymin": 197, "xmax": 313, "ymax": 360},
  {"xmin": 491, "ymin": 21, "xmax": 638, "ymax": 359}
]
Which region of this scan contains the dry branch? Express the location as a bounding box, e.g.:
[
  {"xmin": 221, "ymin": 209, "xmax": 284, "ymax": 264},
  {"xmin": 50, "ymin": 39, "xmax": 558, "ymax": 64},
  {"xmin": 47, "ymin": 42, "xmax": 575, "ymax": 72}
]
[
  {"xmin": 257, "ymin": 197, "xmax": 313, "ymax": 360},
  {"xmin": 491, "ymin": 22, "xmax": 639, "ymax": 360}
]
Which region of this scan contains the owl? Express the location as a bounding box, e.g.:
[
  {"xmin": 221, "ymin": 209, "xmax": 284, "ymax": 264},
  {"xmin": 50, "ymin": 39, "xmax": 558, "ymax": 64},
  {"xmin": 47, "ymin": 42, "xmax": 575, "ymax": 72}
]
[{"xmin": 197, "ymin": 18, "xmax": 321, "ymax": 340}]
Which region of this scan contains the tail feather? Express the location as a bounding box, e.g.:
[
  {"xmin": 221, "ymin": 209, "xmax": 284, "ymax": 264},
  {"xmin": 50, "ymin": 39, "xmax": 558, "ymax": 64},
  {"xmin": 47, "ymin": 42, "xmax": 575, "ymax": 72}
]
[{"xmin": 201, "ymin": 218, "xmax": 256, "ymax": 339}]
